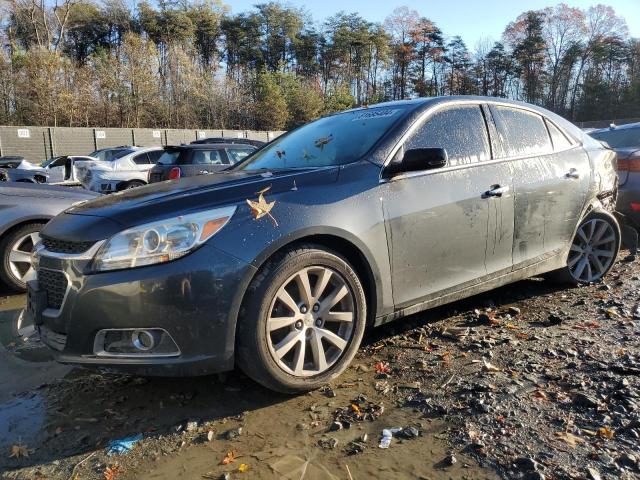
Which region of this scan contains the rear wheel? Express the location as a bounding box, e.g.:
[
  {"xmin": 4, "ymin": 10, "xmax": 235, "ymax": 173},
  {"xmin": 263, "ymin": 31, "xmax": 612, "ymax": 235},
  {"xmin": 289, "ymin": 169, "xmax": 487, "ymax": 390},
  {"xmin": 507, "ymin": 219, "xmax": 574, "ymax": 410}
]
[
  {"xmin": 0, "ymin": 223, "xmax": 43, "ymax": 292},
  {"xmin": 549, "ymin": 211, "xmax": 620, "ymax": 285},
  {"xmin": 237, "ymin": 245, "xmax": 367, "ymax": 393}
]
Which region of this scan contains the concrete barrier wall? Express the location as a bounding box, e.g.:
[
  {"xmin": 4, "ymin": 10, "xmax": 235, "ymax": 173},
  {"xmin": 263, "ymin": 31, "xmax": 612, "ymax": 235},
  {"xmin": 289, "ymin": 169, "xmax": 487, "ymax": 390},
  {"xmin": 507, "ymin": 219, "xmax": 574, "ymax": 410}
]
[{"xmin": 0, "ymin": 126, "xmax": 285, "ymax": 163}]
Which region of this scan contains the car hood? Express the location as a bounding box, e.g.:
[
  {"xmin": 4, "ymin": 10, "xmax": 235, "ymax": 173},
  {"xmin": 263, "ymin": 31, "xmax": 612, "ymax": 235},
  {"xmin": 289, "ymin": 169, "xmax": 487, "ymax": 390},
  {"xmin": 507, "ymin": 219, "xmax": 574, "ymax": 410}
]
[{"xmin": 54, "ymin": 167, "xmax": 339, "ymax": 238}]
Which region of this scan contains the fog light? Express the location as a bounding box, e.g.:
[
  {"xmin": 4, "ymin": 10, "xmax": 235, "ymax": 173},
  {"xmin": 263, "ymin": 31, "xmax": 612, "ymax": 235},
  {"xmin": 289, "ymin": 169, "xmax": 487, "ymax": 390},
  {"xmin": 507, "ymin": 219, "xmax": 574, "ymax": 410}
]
[{"xmin": 94, "ymin": 328, "xmax": 180, "ymax": 357}]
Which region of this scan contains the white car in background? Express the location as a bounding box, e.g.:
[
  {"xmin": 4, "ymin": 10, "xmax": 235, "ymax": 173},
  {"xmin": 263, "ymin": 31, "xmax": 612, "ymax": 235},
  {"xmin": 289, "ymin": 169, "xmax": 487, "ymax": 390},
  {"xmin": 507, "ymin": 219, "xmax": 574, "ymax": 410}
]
[{"xmin": 76, "ymin": 146, "xmax": 164, "ymax": 193}]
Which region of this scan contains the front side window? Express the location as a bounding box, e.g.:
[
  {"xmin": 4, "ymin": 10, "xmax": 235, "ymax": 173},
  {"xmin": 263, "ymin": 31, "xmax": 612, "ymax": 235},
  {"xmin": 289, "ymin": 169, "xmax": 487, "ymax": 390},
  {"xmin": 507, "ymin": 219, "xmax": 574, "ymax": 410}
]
[
  {"xmin": 493, "ymin": 107, "xmax": 552, "ymax": 157},
  {"xmin": 192, "ymin": 150, "xmax": 224, "ymax": 165},
  {"xmin": 590, "ymin": 127, "xmax": 640, "ymax": 149},
  {"xmin": 406, "ymin": 105, "xmax": 491, "ymax": 166},
  {"xmin": 235, "ymin": 106, "xmax": 411, "ymax": 171}
]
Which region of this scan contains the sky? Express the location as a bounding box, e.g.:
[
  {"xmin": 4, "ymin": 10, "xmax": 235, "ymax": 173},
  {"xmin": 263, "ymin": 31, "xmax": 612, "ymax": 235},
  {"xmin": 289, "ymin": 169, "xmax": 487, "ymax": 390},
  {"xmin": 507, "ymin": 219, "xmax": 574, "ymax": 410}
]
[{"xmin": 227, "ymin": 0, "xmax": 640, "ymax": 48}]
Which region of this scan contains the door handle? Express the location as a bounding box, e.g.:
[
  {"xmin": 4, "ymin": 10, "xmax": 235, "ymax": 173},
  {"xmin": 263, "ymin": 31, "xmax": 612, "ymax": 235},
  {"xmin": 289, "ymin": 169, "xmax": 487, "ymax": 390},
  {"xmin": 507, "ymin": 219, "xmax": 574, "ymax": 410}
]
[
  {"xmin": 484, "ymin": 185, "xmax": 509, "ymax": 198},
  {"xmin": 565, "ymin": 168, "xmax": 580, "ymax": 179}
]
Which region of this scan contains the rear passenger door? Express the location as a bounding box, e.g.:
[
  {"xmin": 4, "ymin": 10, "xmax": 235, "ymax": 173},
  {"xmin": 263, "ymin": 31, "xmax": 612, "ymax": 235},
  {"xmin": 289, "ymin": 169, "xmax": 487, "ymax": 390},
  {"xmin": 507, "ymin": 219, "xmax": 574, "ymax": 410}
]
[
  {"xmin": 490, "ymin": 106, "xmax": 589, "ymax": 268},
  {"xmin": 382, "ymin": 104, "xmax": 514, "ymax": 308}
]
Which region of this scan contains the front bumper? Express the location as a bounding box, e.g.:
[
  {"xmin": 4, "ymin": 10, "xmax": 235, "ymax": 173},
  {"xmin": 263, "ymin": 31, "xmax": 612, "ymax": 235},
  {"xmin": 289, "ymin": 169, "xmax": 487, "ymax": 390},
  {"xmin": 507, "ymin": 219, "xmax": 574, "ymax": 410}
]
[{"xmin": 31, "ymin": 243, "xmax": 256, "ymax": 376}]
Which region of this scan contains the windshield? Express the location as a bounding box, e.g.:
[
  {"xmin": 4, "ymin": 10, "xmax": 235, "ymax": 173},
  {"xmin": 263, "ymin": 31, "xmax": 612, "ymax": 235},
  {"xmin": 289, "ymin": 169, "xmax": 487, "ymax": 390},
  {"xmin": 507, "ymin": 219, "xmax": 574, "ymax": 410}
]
[
  {"xmin": 235, "ymin": 106, "xmax": 410, "ymax": 170},
  {"xmin": 590, "ymin": 127, "xmax": 640, "ymax": 149},
  {"xmin": 88, "ymin": 148, "xmax": 135, "ymax": 162}
]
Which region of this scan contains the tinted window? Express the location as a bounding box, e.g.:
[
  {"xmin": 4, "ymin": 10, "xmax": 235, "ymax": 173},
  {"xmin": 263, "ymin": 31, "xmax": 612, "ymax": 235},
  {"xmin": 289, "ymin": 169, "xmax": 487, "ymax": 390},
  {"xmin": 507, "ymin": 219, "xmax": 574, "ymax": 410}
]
[
  {"xmin": 132, "ymin": 153, "xmax": 150, "ymax": 165},
  {"xmin": 147, "ymin": 150, "xmax": 164, "ymax": 163},
  {"xmin": 156, "ymin": 150, "xmax": 182, "ymax": 165},
  {"xmin": 192, "ymin": 150, "xmax": 224, "ymax": 165},
  {"xmin": 406, "ymin": 105, "xmax": 490, "ymax": 166},
  {"xmin": 590, "ymin": 127, "xmax": 640, "ymax": 148},
  {"xmin": 88, "ymin": 148, "xmax": 135, "ymax": 162},
  {"xmin": 236, "ymin": 106, "xmax": 411, "ymax": 170},
  {"xmin": 493, "ymin": 107, "xmax": 552, "ymax": 157},
  {"xmin": 226, "ymin": 147, "xmax": 254, "ymax": 163},
  {"xmin": 546, "ymin": 120, "xmax": 572, "ymax": 151}
]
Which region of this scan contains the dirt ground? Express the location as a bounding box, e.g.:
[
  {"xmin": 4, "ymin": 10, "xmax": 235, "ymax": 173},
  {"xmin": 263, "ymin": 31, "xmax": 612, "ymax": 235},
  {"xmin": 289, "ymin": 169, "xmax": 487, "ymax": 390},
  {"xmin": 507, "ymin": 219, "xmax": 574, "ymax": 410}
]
[{"xmin": 1, "ymin": 253, "xmax": 639, "ymax": 480}]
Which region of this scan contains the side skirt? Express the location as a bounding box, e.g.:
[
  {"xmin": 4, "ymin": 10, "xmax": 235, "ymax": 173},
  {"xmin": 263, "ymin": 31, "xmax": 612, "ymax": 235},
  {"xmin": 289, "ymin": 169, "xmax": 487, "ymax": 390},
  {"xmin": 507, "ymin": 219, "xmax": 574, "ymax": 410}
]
[{"xmin": 374, "ymin": 252, "xmax": 566, "ymax": 327}]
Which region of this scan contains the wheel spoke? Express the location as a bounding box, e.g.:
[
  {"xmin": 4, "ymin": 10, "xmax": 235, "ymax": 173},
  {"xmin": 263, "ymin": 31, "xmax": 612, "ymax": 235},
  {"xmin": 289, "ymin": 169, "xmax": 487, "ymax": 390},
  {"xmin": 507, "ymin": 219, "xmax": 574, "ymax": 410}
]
[
  {"xmin": 313, "ymin": 268, "xmax": 332, "ymax": 302},
  {"xmin": 587, "ymin": 220, "xmax": 596, "ymax": 242},
  {"xmin": 593, "ymin": 249, "xmax": 614, "ymax": 258},
  {"xmin": 319, "ymin": 329, "xmax": 347, "ymax": 351},
  {"xmin": 29, "ymin": 232, "xmax": 41, "ymax": 245},
  {"xmin": 274, "ymin": 331, "xmax": 301, "ymax": 359},
  {"xmin": 592, "ymin": 222, "xmax": 608, "ymax": 244},
  {"xmin": 310, "ymin": 330, "xmax": 327, "ymax": 371},
  {"xmin": 591, "ymin": 255, "xmax": 605, "ymax": 274},
  {"xmin": 276, "ymin": 287, "xmax": 299, "ymax": 314},
  {"xmin": 586, "ymin": 260, "xmax": 593, "ymax": 281},
  {"xmin": 568, "ymin": 253, "xmax": 582, "ymax": 268},
  {"xmin": 9, "ymin": 249, "xmax": 31, "ymax": 264},
  {"xmin": 573, "ymin": 256, "xmax": 588, "ymax": 280},
  {"xmin": 321, "ymin": 285, "xmax": 348, "ymax": 311},
  {"xmin": 593, "ymin": 235, "xmax": 615, "ymax": 246},
  {"xmin": 325, "ymin": 311, "xmax": 353, "ymax": 323},
  {"xmin": 294, "ymin": 270, "xmax": 313, "ymax": 306},
  {"xmin": 570, "ymin": 244, "xmax": 582, "ymax": 253},
  {"xmin": 268, "ymin": 316, "xmax": 298, "ymax": 332},
  {"xmin": 292, "ymin": 338, "xmax": 306, "ymax": 374},
  {"xmin": 577, "ymin": 228, "xmax": 589, "ymax": 245}
]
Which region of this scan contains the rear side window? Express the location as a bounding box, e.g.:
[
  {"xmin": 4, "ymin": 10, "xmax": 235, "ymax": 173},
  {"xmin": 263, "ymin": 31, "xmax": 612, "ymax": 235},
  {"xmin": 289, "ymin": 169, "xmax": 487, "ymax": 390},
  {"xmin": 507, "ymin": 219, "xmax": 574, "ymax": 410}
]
[
  {"xmin": 406, "ymin": 105, "xmax": 490, "ymax": 166},
  {"xmin": 226, "ymin": 148, "xmax": 254, "ymax": 163},
  {"xmin": 546, "ymin": 120, "xmax": 573, "ymax": 151},
  {"xmin": 493, "ymin": 107, "xmax": 552, "ymax": 157},
  {"xmin": 147, "ymin": 150, "xmax": 164, "ymax": 163},
  {"xmin": 132, "ymin": 153, "xmax": 151, "ymax": 165},
  {"xmin": 192, "ymin": 150, "xmax": 224, "ymax": 165},
  {"xmin": 157, "ymin": 150, "xmax": 182, "ymax": 165}
]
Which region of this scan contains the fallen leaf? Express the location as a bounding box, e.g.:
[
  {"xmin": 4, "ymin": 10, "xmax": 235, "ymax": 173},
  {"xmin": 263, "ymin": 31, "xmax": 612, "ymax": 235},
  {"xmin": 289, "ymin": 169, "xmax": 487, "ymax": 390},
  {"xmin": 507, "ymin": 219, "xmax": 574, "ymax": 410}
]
[
  {"xmin": 238, "ymin": 463, "xmax": 250, "ymax": 473},
  {"xmin": 374, "ymin": 362, "xmax": 390, "ymax": 374},
  {"xmin": 505, "ymin": 323, "xmax": 518, "ymax": 330},
  {"xmin": 350, "ymin": 404, "xmax": 362, "ymax": 417},
  {"xmin": 104, "ymin": 465, "xmax": 120, "ymax": 480},
  {"xmin": 9, "ymin": 444, "xmax": 30, "ymax": 459},
  {"xmin": 221, "ymin": 451, "xmax": 237, "ymax": 465},
  {"xmin": 482, "ymin": 359, "xmax": 501, "ymax": 372},
  {"xmin": 598, "ymin": 427, "xmax": 614, "ymax": 439},
  {"xmin": 246, "ymin": 186, "xmax": 278, "ymax": 226},
  {"xmin": 555, "ymin": 431, "xmax": 585, "ymax": 447},
  {"xmin": 532, "ymin": 390, "xmax": 548, "ymax": 401},
  {"xmin": 516, "ymin": 333, "xmax": 529, "ymax": 340},
  {"xmin": 605, "ymin": 308, "xmax": 620, "ymax": 318}
]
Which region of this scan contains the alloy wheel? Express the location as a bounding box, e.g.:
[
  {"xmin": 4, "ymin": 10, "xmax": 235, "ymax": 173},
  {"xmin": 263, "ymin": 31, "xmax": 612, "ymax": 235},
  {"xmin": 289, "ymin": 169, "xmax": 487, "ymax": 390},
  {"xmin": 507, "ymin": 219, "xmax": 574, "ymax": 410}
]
[
  {"xmin": 266, "ymin": 266, "xmax": 355, "ymax": 377},
  {"xmin": 8, "ymin": 232, "xmax": 39, "ymax": 284},
  {"xmin": 568, "ymin": 218, "xmax": 617, "ymax": 283}
]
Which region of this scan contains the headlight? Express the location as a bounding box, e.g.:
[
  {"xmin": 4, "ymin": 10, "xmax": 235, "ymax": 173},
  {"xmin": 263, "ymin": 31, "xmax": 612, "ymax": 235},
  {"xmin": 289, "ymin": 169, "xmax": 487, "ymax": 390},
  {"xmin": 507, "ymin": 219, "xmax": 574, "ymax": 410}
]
[{"xmin": 92, "ymin": 206, "xmax": 236, "ymax": 272}]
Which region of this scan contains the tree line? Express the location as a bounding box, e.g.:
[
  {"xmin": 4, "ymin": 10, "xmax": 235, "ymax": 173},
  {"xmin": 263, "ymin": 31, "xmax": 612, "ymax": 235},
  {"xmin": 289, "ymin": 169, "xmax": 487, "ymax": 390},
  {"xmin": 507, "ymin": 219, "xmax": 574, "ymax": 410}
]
[{"xmin": 0, "ymin": 0, "xmax": 638, "ymax": 131}]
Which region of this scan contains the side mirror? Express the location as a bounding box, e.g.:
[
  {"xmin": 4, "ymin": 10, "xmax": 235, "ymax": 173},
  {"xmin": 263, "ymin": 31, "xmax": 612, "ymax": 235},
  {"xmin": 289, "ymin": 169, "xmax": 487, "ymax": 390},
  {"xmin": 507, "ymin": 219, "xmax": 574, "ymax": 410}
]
[{"xmin": 384, "ymin": 148, "xmax": 448, "ymax": 178}]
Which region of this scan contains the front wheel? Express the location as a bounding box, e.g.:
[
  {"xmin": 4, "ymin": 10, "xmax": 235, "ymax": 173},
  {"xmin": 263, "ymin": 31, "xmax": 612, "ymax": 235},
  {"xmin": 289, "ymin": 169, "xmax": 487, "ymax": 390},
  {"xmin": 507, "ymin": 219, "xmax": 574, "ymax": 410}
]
[
  {"xmin": 0, "ymin": 223, "xmax": 43, "ymax": 291},
  {"xmin": 550, "ymin": 211, "xmax": 620, "ymax": 285},
  {"xmin": 237, "ymin": 245, "xmax": 367, "ymax": 393}
]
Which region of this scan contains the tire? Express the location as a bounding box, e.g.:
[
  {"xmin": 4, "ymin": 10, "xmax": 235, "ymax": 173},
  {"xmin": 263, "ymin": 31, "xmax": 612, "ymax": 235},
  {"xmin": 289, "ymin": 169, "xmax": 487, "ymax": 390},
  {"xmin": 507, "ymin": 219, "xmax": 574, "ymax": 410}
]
[
  {"xmin": 0, "ymin": 223, "xmax": 44, "ymax": 292},
  {"xmin": 547, "ymin": 211, "xmax": 620, "ymax": 285},
  {"xmin": 237, "ymin": 245, "xmax": 367, "ymax": 394}
]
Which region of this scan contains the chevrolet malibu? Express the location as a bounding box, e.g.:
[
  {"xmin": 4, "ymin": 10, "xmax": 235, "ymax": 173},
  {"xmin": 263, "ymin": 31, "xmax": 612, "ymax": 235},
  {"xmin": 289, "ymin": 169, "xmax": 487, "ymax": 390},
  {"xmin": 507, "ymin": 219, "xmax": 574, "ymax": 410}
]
[{"xmin": 29, "ymin": 97, "xmax": 620, "ymax": 393}]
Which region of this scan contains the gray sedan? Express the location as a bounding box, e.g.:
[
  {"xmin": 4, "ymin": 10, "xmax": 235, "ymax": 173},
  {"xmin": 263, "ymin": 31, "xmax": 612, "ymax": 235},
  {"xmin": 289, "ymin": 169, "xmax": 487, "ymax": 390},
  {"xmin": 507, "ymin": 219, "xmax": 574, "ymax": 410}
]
[{"xmin": 0, "ymin": 183, "xmax": 98, "ymax": 291}]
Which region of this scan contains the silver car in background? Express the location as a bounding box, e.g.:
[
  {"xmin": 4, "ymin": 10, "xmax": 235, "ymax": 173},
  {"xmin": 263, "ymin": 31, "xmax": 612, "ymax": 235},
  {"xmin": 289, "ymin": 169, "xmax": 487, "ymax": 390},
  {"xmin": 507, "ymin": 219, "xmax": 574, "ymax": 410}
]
[
  {"xmin": 0, "ymin": 183, "xmax": 98, "ymax": 291},
  {"xmin": 76, "ymin": 146, "xmax": 164, "ymax": 193}
]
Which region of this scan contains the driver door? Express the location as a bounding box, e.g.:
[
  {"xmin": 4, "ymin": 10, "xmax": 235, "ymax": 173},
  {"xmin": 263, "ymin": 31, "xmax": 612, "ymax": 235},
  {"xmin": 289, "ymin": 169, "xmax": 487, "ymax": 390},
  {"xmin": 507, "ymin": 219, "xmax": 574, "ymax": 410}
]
[{"xmin": 381, "ymin": 104, "xmax": 514, "ymax": 308}]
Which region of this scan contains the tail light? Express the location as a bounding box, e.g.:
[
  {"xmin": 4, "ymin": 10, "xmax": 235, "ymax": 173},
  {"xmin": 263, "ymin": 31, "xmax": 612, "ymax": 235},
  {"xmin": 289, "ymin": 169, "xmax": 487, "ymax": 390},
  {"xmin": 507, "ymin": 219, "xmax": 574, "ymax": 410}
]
[
  {"xmin": 618, "ymin": 154, "xmax": 640, "ymax": 172},
  {"xmin": 631, "ymin": 203, "xmax": 640, "ymax": 212},
  {"xmin": 169, "ymin": 167, "xmax": 181, "ymax": 180}
]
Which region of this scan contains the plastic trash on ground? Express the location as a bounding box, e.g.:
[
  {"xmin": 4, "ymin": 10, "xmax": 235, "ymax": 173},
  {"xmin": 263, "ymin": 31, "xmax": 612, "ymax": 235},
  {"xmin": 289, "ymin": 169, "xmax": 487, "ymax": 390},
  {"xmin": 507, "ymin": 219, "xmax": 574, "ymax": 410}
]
[
  {"xmin": 106, "ymin": 434, "xmax": 143, "ymax": 455},
  {"xmin": 379, "ymin": 427, "xmax": 402, "ymax": 448}
]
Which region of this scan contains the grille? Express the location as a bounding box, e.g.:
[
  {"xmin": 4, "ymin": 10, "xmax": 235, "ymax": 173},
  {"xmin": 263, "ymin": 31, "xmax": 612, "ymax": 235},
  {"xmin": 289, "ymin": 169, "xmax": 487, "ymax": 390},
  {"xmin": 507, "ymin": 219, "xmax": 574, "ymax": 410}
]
[
  {"xmin": 38, "ymin": 269, "xmax": 68, "ymax": 310},
  {"xmin": 42, "ymin": 236, "xmax": 94, "ymax": 255}
]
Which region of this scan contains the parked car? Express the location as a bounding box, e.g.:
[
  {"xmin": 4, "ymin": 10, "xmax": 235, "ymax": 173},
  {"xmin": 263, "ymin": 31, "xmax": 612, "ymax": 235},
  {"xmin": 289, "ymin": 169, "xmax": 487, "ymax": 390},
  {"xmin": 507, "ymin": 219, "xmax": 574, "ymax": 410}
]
[
  {"xmin": 148, "ymin": 144, "xmax": 257, "ymax": 183},
  {"xmin": 30, "ymin": 96, "xmax": 620, "ymax": 393},
  {"xmin": 76, "ymin": 146, "xmax": 164, "ymax": 193},
  {"xmin": 0, "ymin": 155, "xmax": 95, "ymax": 185},
  {"xmin": 589, "ymin": 123, "xmax": 640, "ymax": 231},
  {"xmin": 0, "ymin": 183, "xmax": 98, "ymax": 291},
  {"xmin": 191, "ymin": 137, "xmax": 265, "ymax": 148}
]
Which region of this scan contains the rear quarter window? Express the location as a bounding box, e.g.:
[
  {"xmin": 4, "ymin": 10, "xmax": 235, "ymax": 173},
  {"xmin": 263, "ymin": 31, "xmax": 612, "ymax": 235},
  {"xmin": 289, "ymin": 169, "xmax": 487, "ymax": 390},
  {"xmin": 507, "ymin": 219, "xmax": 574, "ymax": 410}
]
[
  {"xmin": 493, "ymin": 107, "xmax": 552, "ymax": 158},
  {"xmin": 546, "ymin": 120, "xmax": 573, "ymax": 151}
]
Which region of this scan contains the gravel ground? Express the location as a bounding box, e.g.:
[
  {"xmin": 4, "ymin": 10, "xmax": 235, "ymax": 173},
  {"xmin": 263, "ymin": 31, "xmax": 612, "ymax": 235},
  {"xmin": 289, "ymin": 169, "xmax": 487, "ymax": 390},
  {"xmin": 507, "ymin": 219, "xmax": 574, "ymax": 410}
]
[{"xmin": 0, "ymin": 254, "xmax": 638, "ymax": 480}]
